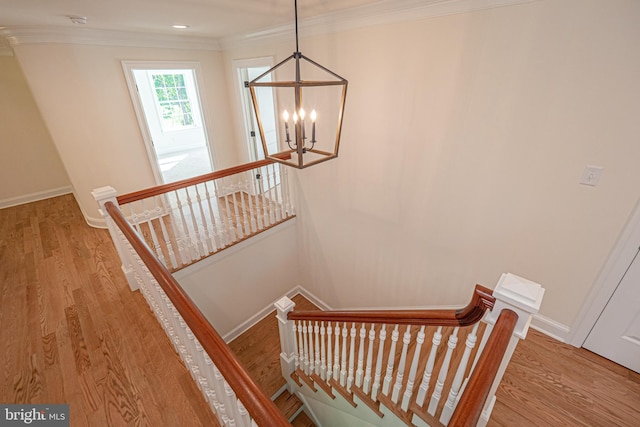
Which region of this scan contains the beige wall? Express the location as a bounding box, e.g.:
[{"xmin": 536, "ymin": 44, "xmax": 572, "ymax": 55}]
[
  {"xmin": 0, "ymin": 55, "xmax": 70, "ymax": 204},
  {"xmin": 176, "ymin": 223, "xmax": 300, "ymax": 337},
  {"xmin": 12, "ymin": 44, "xmax": 240, "ymax": 224},
  {"xmin": 223, "ymin": 0, "xmax": 640, "ymax": 329}
]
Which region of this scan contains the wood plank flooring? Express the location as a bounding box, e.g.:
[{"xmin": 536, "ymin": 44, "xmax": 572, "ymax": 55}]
[
  {"xmin": 0, "ymin": 195, "xmax": 220, "ymax": 426},
  {"xmin": 3, "ymin": 194, "xmax": 640, "ymax": 426}
]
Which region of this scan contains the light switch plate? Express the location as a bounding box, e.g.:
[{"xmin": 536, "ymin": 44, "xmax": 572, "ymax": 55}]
[{"xmin": 580, "ymin": 165, "xmax": 604, "ymax": 186}]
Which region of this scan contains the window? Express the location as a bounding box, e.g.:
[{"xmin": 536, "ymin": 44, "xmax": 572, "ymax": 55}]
[{"xmin": 152, "ymin": 73, "xmax": 194, "ymax": 131}]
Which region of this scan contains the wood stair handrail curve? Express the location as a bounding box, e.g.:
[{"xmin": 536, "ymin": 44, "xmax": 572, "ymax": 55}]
[
  {"xmin": 288, "ymin": 285, "xmax": 495, "ymax": 327},
  {"xmin": 117, "ymin": 153, "xmax": 292, "ymax": 205},
  {"xmin": 448, "ymin": 309, "xmax": 518, "ymax": 426},
  {"xmin": 104, "ymin": 201, "xmax": 290, "ymax": 427}
]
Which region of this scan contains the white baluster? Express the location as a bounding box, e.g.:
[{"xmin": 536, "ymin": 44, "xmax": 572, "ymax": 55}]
[
  {"xmin": 212, "ymin": 366, "xmax": 230, "ymax": 426},
  {"xmin": 302, "ymin": 321, "xmax": 310, "ymax": 375},
  {"xmin": 340, "ymin": 323, "xmax": 348, "ymax": 386},
  {"xmin": 320, "ymin": 322, "xmax": 327, "ymax": 380},
  {"xmin": 237, "ymin": 400, "xmax": 251, "ymax": 427},
  {"xmin": 401, "ymin": 325, "xmax": 426, "ymax": 411},
  {"xmin": 355, "ymin": 323, "xmax": 366, "ymax": 388},
  {"xmin": 223, "ymin": 382, "xmax": 239, "ymax": 427},
  {"xmin": 203, "ymin": 181, "xmax": 223, "ymax": 250},
  {"xmin": 221, "ymin": 178, "xmax": 237, "ymax": 242},
  {"xmin": 333, "ymin": 324, "xmax": 341, "ymax": 381},
  {"xmin": 194, "ymin": 184, "xmax": 214, "ymax": 254},
  {"xmin": 142, "ymin": 202, "xmax": 165, "ymax": 266},
  {"xmin": 347, "ymin": 323, "xmax": 357, "ymax": 391},
  {"xmin": 308, "ymin": 321, "xmax": 315, "ymax": 376},
  {"xmin": 167, "ymin": 191, "xmax": 192, "ymax": 262},
  {"xmin": 153, "ymin": 197, "xmax": 180, "ymax": 268},
  {"xmin": 184, "ymin": 187, "xmax": 205, "ymax": 256},
  {"xmin": 269, "ymin": 163, "xmax": 284, "ymax": 222},
  {"xmin": 230, "ymin": 183, "xmax": 244, "ymax": 238},
  {"xmin": 326, "ymin": 322, "xmax": 333, "ymax": 382},
  {"xmin": 174, "ymin": 190, "xmax": 198, "ymax": 261},
  {"xmin": 416, "ymin": 326, "xmax": 442, "ymax": 406},
  {"xmin": 441, "ymin": 323, "xmax": 479, "ymax": 424},
  {"xmin": 363, "ymin": 324, "xmax": 375, "ymax": 394},
  {"xmin": 391, "ymin": 325, "xmax": 412, "ymax": 403},
  {"xmin": 382, "ymin": 325, "xmax": 399, "ymax": 395},
  {"xmin": 297, "ymin": 320, "xmax": 304, "ymax": 373},
  {"xmin": 243, "ymin": 171, "xmax": 257, "ymax": 233},
  {"xmin": 371, "ymin": 324, "xmax": 386, "ymax": 401},
  {"xmin": 313, "ymin": 322, "xmax": 321, "ymax": 376},
  {"xmin": 263, "ymin": 165, "xmax": 276, "ymax": 225},
  {"xmin": 292, "ymin": 322, "xmax": 299, "ymax": 371},
  {"xmin": 428, "ymin": 327, "xmax": 459, "ymax": 415},
  {"xmin": 238, "ymin": 179, "xmax": 251, "ymax": 236}
]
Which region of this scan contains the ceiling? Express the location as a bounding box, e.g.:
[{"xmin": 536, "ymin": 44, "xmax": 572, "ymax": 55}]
[{"xmin": 0, "ymin": 0, "xmax": 390, "ymax": 40}]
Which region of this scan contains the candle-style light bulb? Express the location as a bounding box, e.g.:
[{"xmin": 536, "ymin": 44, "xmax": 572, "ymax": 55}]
[
  {"xmin": 299, "ymin": 108, "xmax": 306, "ymax": 140},
  {"xmin": 310, "ymin": 109, "xmax": 317, "ymax": 143},
  {"xmin": 283, "ymin": 110, "xmax": 290, "ymax": 142},
  {"xmin": 293, "ymin": 112, "xmax": 298, "ymax": 124}
]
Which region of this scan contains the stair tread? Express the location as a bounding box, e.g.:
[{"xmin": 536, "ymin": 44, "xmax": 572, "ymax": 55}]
[
  {"xmin": 274, "ymin": 390, "xmax": 304, "ymax": 420},
  {"xmin": 291, "ymin": 411, "xmax": 316, "ymax": 427}
]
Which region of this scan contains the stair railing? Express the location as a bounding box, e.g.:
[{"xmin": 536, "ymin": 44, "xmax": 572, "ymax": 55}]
[
  {"xmin": 94, "ymin": 192, "xmax": 291, "ymax": 427},
  {"xmin": 275, "ymin": 274, "xmax": 544, "ymax": 426},
  {"xmin": 99, "ymin": 156, "xmax": 294, "ymax": 275}
]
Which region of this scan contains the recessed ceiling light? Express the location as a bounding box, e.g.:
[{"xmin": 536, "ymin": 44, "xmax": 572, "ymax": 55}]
[{"xmin": 172, "ymin": 24, "xmax": 189, "ymax": 29}]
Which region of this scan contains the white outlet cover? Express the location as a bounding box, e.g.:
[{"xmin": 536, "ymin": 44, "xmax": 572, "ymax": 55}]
[{"xmin": 580, "ymin": 165, "xmax": 604, "ymax": 186}]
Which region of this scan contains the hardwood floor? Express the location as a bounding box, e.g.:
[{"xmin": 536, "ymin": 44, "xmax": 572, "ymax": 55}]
[
  {"xmin": 0, "ymin": 195, "xmax": 219, "ymax": 426},
  {"xmin": 491, "ymin": 329, "xmax": 640, "ymax": 426},
  {"xmin": 2, "ymin": 194, "xmax": 640, "ymax": 426}
]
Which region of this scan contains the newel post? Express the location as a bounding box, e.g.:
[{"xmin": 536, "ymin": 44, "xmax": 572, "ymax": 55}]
[
  {"xmin": 477, "ymin": 273, "xmax": 545, "ymax": 427},
  {"xmin": 274, "ymin": 296, "xmax": 297, "ymax": 388},
  {"xmin": 92, "ymin": 186, "xmax": 138, "ymax": 291}
]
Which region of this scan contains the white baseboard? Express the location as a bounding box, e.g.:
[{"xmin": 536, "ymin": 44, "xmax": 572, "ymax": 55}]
[
  {"xmin": 530, "ymin": 313, "xmax": 571, "ymax": 343},
  {"xmin": 0, "ymin": 186, "xmax": 73, "ymax": 209}
]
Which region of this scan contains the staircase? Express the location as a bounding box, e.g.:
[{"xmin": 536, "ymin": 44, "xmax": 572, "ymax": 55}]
[{"xmin": 94, "ymin": 162, "xmax": 545, "ymax": 427}]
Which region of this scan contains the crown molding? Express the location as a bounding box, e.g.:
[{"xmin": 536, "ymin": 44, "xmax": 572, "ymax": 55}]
[
  {"xmin": 0, "ymin": 34, "xmax": 13, "ymax": 56},
  {"xmin": 220, "ymin": 0, "xmax": 538, "ymax": 50},
  {"xmin": 0, "ymin": 26, "xmax": 221, "ymax": 51}
]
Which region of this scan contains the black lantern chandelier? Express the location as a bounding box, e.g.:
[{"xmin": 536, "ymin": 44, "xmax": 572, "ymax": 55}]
[{"xmin": 247, "ymin": 0, "xmax": 348, "ymax": 169}]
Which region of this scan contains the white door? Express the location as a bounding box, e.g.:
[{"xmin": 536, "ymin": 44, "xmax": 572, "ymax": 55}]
[
  {"xmin": 584, "ymin": 247, "xmax": 640, "ymax": 373},
  {"xmin": 123, "ymin": 62, "xmax": 215, "ymax": 184}
]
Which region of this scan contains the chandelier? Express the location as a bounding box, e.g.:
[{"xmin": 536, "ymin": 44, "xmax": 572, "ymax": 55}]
[{"xmin": 247, "ymin": 0, "xmax": 348, "ymax": 169}]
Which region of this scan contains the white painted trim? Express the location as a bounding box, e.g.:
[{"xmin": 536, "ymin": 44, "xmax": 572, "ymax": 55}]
[
  {"xmin": 0, "ymin": 37, "xmax": 13, "ymax": 56},
  {"xmin": 569, "ymin": 197, "xmax": 640, "ymax": 347},
  {"xmin": 1, "ymin": 26, "xmax": 220, "ymax": 51},
  {"xmin": 531, "ymin": 313, "xmax": 570, "ymax": 343},
  {"xmin": 174, "ymin": 217, "xmax": 297, "ymax": 278},
  {"xmin": 220, "ymin": 0, "xmax": 539, "ymax": 50},
  {"xmin": 3, "ymin": 1, "xmax": 537, "ymax": 52},
  {"xmin": 0, "ymin": 186, "xmax": 73, "ymax": 209}
]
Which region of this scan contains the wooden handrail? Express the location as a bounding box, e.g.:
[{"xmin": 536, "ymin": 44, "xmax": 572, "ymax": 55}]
[
  {"xmin": 104, "ymin": 201, "xmax": 290, "ymax": 427},
  {"xmin": 288, "ymin": 285, "xmax": 495, "ymax": 327},
  {"xmin": 448, "ymin": 309, "xmax": 518, "ymax": 426},
  {"xmin": 117, "ymin": 153, "xmax": 291, "ymax": 205}
]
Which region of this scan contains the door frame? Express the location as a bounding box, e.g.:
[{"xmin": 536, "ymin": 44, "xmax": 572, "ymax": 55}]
[
  {"xmin": 570, "ymin": 197, "xmax": 640, "ymax": 347},
  {"xmin": 231, "ymin": 57, "xmax": 276, "ymax": 163},
  {"xmin": 122, "ymin": 60, "xmax": 216, "ymax": 184}
]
